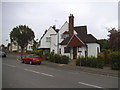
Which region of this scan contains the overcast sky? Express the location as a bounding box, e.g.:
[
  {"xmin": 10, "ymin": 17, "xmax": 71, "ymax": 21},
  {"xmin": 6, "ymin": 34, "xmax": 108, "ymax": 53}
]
[{"xmin": 1, "ymin": 0, "xmax": 119, "ymax": 46}]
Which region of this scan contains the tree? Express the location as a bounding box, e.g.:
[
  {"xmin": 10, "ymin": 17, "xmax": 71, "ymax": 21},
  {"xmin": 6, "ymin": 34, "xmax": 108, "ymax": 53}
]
[
  {"xmin": 10, "ymin": 25, "xmax": 35, "ymax": 57},
  {"xmin": 108, "ymin": 28, "xmax": 120, "ymax": 51},
  {"xmin": 98, "ymin": 39, "xmax": 110, "ymax": 51}
]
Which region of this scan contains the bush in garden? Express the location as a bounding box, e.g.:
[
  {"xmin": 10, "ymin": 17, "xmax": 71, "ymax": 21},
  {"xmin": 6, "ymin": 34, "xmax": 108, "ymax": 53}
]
[
  {"xmin": 27, "ymin": 51, "xmax": 34, "ymax": 54},
  {"xmin": 54, "ymin": 54, "xmax": 61, "ymax": 63},
  {"xmin": 76, "ymin": 56, "xmax": 86, "ymax": 66},
  {"xmin": 27, "ymin": 50, "xmax": 43, "ymax": 57},
  {"xmin": 80, "ymin": 56, "xmax": 86, "ymax": 66},
  {"xmin": 60, "ymin": 55, "xmax": 69, "ymax": 64},
  {"xmin": 43, "ymin": 52, "xmax": 50, "ymax": 60},
  {"xmin": 76, "ymin": 55, "xmax": 104, "ymax": 69},
  {"xmin": 97, "ymin": 53, "xmax": 104, "ymax": 69},
  {"xmin": 109, "ymin": 52, "xmax": 120, "ymax": 70},
  {"xmin": 76, "ymin": 56, "xmax": 80, "ymax": 66},
  {"xmin": 89, "ymin": 56, "xmax": 97, "ymax": 68},
  {"xmin": 49, "ymin": 52, "xmax": 55, "ymax": 62}
]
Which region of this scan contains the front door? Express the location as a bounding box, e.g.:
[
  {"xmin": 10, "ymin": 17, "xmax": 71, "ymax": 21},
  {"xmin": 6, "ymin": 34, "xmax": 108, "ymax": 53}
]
[{"xmin": 73, "ymin": 47, "xmax": 77, "ymax": 59}]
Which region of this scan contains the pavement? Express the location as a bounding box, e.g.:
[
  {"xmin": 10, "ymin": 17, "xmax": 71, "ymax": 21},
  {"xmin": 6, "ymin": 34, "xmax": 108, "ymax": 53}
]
[{"xmin": 42, "ymin": 60, "xmax": 119, "ymax": 78}]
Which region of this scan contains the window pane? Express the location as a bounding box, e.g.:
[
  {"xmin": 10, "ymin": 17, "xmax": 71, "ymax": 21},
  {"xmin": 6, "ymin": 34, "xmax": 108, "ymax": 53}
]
[
  {"xmin": 46, "ymin": 37, "xmax": 51, "ymax": 42},
  {"xmin": 64, "ymin": 47, "xmax": 70, "ymax": 53}
]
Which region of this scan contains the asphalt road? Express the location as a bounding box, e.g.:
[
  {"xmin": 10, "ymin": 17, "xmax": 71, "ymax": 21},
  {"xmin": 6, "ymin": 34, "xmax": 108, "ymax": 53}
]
[{"xmin": 2, "ymin": 54, "xmax": 119, "ymax": 89}]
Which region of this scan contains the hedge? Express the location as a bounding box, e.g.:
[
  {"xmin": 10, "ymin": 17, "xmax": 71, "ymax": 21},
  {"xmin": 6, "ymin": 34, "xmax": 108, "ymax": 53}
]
[
  {"xmin": 109, "ymin": 52, "xmax": 120, "ymax": 70},
  {"xmin": 76, "ymin": 54, "xmax": 104, "ymax": 69},
  {"xmin": 60, "ymin": 55, "xmax": 69, "ymax": 64},
  {"xmin": 43, "ymin": 52, "xmax": 69, "ymax": 64},
  {"xmin": 27, "ymin": 50, "xmax": 43, "ymax": 58}
]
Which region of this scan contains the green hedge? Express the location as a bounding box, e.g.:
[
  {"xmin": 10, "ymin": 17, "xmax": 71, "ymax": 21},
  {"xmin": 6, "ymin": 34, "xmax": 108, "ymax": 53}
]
[
  {"xmin": 109, "ymin": 52, "xmax": 120, "ymax": 70},
  {"xmin": 60, "ymin": 55, "xmax": 69, "ymax": 64},
  {"xmin": 49, "ymin": 52, "xmax": 55, "ymax": 62},
  {"xmin": 43, "ymin": 52, "xmax": 50, "ymax": 60},
  {"xmin": 43, "ymin": 52, "xmax": 69, "ymax": 64},
  {"xmin": 54, "ymin": 54, "xmax": 61, "ymax": 63},
  {"xmin": 76, "ymin": 54, "xmax": 104, "ymax": 69},
  {"xmin": 27, "ymin": 50, "xmax": 43, "ymax": 57}
]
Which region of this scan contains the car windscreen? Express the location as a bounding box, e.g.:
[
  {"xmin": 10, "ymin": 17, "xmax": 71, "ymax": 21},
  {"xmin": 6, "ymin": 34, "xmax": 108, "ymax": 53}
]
[
  {"xmin": 34, "ymin": 55, "xmax": 40, "ymax": 58},
  {"xmin": 26, "ymin": 55, "xmax": 32, "ymax": 58}
]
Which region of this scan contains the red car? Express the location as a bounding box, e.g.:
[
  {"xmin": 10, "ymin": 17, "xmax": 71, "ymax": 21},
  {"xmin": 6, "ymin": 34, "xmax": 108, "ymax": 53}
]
[{"xmin": 22, "ymin": 54, "xmax": 42, "ymax": 65}]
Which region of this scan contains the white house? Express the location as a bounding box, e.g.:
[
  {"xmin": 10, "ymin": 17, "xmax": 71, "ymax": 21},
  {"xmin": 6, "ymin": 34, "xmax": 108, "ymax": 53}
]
[
  {"xmin": 9, "ymin": 41, "xmax": 33, "ymax": 52},
  {"xmin": 39, "ymin": 14, "xmax": 100, "ymax": 59},
  {"xmin": 39, "ymin": 26, "xmax": 59, "ymax": 53}
]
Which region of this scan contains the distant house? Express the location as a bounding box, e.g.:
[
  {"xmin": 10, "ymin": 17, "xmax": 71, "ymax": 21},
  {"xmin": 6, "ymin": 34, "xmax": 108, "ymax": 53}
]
[
  {"xmin": 9, "ymin": 41, "xmax": 33, "ymax": 52},
  {"xmin": 39, "ymin": 14, "xmax": 100, "ymax": 59}
]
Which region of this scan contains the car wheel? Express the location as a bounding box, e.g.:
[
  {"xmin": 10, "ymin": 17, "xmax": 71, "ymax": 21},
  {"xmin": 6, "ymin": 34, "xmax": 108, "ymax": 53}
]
[
  {"xmin": 38, "ymin": 62, "xmax": 41, "ymax": 65},
  {"xmin": 21, "ymin": 60, "xmax": 24, "ymax": 63},
  {"xmin": 30, "ymin": 61, "xmax": 33, "ymax": 65}
]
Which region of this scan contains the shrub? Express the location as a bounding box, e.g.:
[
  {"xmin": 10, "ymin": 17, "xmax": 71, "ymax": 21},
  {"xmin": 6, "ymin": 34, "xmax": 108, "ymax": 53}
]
[
  {"xmin": 43, "ymin": 52, "xmax": 50, "ymax": 60},
  {"xmin": 27, "ymin": 50, "xmax": 43, "ymax": 57},
  {"xmin": 97, "ymin": 53, "xmax": 104, "ymax": 69},
  {"xmin": 60, "ymin": 55, "xmax": 69, "ymax": 64},
  {"xmin": 109, "ymin": 52, "xmax": 120, "ymax": 70},
  {"xmin": 76, "ymin": 56, "xmax": 86, "ymax": 66},
  {"xmin": 54, "ymin": 54, "xmax": 61, "ymax": 63},
  {"xmin": 45, "ymin": 52, "xmax": 69, "ymax": 64},
  {"xmin": 76, "ymin": 56, "xmax": 80, "ymax": 66},
  {"xmin": 49, "ymin": 52, "xmax": 55, "ymax": 62},
  {"xmin": 88, "ymin": 56, "xmax": 97, "ymax": 68},
  {"xmin": 76, "ymin": 55, "xmax": 104, "ymax": 69}
]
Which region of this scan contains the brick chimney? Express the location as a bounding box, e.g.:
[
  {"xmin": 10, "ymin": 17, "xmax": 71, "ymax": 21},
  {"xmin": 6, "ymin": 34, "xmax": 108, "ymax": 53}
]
[
  {"xmin": 69, "ymin": 14, "xmax": 74, "ymax": 37},
  {"xmin": 52, "ymin": 25, "xmax": 56, "ymax": 30}
]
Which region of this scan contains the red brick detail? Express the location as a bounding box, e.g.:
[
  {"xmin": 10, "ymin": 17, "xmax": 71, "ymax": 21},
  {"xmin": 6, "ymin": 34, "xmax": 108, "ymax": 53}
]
[{"xmin": 69, "ymin": 14, "xmax": 74, "ymax": 37}]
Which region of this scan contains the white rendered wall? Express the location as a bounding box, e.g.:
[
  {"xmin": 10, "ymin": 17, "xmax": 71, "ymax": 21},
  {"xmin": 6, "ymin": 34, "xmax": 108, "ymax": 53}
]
[
  {"xmin": 77, "ymin": 46, "xmax": 87, "ymax": 58},
  {"xmin": 59, "ymin": 21, "xmax": 69, "ymax": 43},
  {"xmin": 40, "ymin": 26, "xmax": 56, "ymax": 49},
  {"xmin": 50, "ymin": 34, "xmax": 57, "ymax": 53},
  {"xmin": 87, "ymin": 43, "xmax": 100, "ymax": 57}
]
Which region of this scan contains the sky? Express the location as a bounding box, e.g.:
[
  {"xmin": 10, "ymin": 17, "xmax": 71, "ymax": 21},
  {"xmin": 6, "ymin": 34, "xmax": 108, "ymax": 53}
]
[{"xmin": 1, "ymin": 0, "xmax": 119, "ymax": 46}]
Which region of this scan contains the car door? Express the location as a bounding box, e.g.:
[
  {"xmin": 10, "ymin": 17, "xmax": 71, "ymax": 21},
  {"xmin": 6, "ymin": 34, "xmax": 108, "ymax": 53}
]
[
  {"xmin": 24, "ymin": 55, "xmax": 30, "ymax": 63},
  {"xmin": 27, "ymin": 55, "xmax": 33, "ymax": 63}
]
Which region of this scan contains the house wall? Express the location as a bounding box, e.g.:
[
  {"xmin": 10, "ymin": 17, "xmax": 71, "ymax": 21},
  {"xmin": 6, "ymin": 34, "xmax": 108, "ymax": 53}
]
[
  {"xmin": 59, "ymin": 22, "xmax": 69, "ymax": 43},
  {"xmin": 26, "ymin": 43, "xmax": 33, "ymax": 51},
  {"xmin": 40, "ymin": 26, "xmax": 57, "ymax": 49},
  {"xmin": 61, "ymin": 43, "xmax": 100, "ymax": 59},
  {"xmin": 50, "ymin": 34, "xmax": 57, "ymax": 53},
  {"xmin": 77, "ymin": 46, "xmax": 87, "ymax": 58},
  {"xmin": 11, "ymin": 42, "xmax": 18, "ymax": 51},
  {"xmin": 58, "ymin": 22, "xmax": 69, "ymax": 54},
  {"xmin": 87, "ymin": 43, "xmax": 100, "ymax": 57},
  {"xmin": 11, "ymin": 41, "xmax": 33, "ymax": 52}
]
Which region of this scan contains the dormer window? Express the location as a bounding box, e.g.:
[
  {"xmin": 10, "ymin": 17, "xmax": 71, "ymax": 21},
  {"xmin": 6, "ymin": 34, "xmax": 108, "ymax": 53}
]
[
  {"xmin": 61, "ymin": 34, "xmax": 69, "ymax": 39},
  {"xmin": 61, "ymin": 31, "xmax": 69, "ymax": 39}
]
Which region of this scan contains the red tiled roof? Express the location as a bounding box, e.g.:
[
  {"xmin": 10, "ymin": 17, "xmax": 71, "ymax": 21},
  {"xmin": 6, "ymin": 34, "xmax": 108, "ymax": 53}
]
[{"xmin": 67, "ymin": 35, "xmax": 85, "ymax": 47}]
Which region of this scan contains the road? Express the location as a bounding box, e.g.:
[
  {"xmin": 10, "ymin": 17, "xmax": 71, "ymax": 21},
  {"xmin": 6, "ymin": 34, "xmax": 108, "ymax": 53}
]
[{"xmin": 2, "ymin": 54, "xmax": 119, "ymax": 89}]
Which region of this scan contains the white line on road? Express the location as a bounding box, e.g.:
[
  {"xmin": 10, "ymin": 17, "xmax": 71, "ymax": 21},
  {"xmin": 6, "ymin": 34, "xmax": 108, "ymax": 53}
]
[
  {"xmin": 78, "ymin": 81, "xmax": 103, "ymax": 88},
  {"xmin": 2, "ymin": 63, "xmax": 16, "ymax": 68},
  {"xmin": 24, "ymin": 68, "xmax": 54, "ymax": 77}
]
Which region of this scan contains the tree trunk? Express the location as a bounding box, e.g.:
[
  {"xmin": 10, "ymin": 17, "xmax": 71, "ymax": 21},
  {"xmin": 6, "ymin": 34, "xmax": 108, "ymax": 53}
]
[{"xmin": 21, "ymin": 48, "xmax": 24, "ymax": 60}]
